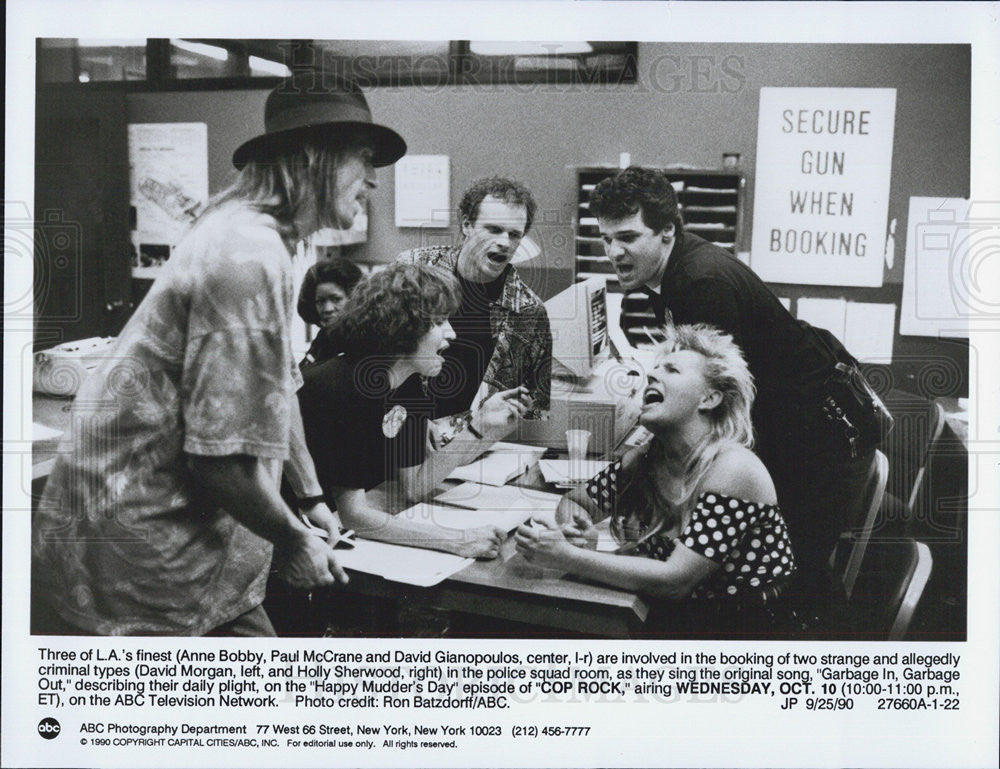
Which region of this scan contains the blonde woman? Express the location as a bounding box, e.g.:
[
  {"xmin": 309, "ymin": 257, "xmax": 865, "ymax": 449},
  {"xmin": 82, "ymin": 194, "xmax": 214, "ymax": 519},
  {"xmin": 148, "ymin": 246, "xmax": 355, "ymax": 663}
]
[{"xmin": 516, "ymin": 324, "xmax": 800, "ymax": 636}]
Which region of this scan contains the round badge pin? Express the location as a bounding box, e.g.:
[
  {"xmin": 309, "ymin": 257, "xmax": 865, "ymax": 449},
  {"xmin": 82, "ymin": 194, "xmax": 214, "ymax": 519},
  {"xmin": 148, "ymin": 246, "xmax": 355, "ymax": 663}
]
[{"xmin": 382, "ymin": 405, "xmax": 407, "ymax": 438}]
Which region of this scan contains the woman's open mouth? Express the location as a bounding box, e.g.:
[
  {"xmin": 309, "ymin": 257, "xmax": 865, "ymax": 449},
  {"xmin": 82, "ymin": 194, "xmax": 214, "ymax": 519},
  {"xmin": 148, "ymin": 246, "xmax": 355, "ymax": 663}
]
[{"xmin": 642, "ymin": 388, "xmax": 664, "ymax": 406}]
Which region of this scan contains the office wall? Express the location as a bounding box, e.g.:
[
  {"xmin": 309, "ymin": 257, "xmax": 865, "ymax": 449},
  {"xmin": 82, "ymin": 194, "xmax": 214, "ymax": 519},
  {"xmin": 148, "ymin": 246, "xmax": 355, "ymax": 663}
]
[{"xmin": 128, "ymin": 43, "xmax": 970, "ymax": 395}]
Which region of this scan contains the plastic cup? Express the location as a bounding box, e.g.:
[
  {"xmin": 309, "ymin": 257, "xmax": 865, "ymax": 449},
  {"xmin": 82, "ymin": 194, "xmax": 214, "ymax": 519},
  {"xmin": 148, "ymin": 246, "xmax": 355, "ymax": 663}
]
[{"xmin": 565, "ymin": 429, "xmax": 592, "ymax": 461}]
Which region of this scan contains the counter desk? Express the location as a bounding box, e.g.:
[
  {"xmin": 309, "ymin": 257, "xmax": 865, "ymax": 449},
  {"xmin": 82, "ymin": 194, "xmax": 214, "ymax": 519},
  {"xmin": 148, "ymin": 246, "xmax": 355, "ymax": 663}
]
[{"xmin": 30, "ymin": 393, "xmax": 649, "ymax": 639}]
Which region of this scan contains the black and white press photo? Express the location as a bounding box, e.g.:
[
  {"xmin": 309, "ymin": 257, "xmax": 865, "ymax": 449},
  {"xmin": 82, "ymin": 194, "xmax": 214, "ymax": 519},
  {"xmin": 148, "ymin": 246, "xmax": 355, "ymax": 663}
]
[
  {"xmin": 26, "ymin": 37, "xmax": 971, "ymax": 643},
  {"xmin": 4, "ymin": 3, "xmax": 998, "ymax": 769}
]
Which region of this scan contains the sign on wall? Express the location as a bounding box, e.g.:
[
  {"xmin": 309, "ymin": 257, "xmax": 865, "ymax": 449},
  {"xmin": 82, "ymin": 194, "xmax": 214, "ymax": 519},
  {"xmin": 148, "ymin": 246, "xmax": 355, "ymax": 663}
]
[{"xmin": 750, "ymin": 88, "xmax": 896, "ymax": 287}]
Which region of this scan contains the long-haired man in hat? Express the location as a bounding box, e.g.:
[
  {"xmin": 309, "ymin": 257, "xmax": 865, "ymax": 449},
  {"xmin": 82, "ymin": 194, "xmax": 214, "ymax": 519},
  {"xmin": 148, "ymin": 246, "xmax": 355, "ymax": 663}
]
[{"xmin": 32, "ymin": 73, "xmax": 406, "ymax": 636}]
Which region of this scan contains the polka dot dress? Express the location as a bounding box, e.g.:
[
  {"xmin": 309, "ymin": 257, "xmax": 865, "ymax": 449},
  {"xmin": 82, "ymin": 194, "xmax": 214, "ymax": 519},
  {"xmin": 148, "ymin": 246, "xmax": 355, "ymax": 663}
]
[
  {"xmin": 586, "ymin": 460, "xmax": 797, "ymax": 600},
  {"xmin": 680, "ymin": 492, "xmax": 795, "ymax": 599},
  {"xmin": 585, "ymin": 460, "xmax": 621, "ymax": 518}
]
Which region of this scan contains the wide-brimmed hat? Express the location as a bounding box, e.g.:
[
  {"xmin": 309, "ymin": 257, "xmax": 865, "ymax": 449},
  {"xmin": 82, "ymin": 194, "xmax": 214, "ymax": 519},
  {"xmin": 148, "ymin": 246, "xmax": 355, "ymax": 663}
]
[{"xmin": 232, "ymin": 71, "xmax": 406, "ymax": 169}]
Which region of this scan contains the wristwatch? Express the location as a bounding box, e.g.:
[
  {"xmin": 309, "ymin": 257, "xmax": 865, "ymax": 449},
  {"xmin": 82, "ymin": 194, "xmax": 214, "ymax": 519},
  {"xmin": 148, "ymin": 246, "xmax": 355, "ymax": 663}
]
[{"xmin": 298, "ymin": 494, "xmax": 326, "ymax": 508}]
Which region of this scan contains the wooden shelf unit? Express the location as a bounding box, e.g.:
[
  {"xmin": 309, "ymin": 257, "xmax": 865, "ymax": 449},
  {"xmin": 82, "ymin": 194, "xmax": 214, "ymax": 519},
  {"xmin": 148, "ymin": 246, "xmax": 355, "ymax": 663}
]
[{"xmin": 574, "ymin": 166, "xmax": 746, "ymax": 348}]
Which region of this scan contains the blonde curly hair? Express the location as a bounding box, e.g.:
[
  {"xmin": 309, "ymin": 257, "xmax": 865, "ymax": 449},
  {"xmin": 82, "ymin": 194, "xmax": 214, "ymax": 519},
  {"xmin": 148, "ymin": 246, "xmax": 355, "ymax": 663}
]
[{"xmin": 613, "ymin": 323, "xmax": 757, "ymax": 544}]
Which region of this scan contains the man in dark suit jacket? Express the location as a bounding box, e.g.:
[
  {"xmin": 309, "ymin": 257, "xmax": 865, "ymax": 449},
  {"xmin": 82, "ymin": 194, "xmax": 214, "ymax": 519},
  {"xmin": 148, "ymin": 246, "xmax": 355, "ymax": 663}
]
[{"xmin": 589, "ymin": 166, "xmax": 880, "ymax": 615}]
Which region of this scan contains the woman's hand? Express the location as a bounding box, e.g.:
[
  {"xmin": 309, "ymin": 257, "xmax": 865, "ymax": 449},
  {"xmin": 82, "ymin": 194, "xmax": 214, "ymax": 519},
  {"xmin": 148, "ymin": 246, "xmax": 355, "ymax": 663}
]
[
  {"xmin": 514, "ymin": 518, "xmax": 576, "ymax": 568},
  {"xmin": 560, "ymin": 508, "xmax": 599, "ymax": 550},
  {"xmin": 471, "ymin": 386, "xmax": 532, "ymax": 440},
  {"xmin": 450, "ymin": 524, "xmax": 506, "ymax": 559}
]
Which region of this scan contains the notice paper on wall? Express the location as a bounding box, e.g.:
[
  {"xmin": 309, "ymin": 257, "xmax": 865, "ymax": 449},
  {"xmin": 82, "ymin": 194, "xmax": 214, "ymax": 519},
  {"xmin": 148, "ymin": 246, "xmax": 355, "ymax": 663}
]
[
  {"xmin": 796, "ymin": 298, "xmax": 896, "ymax": 361},
  {"xmin": 844, "ymin": 302, "xmax": 896, "ymax": 362},
  {"xmin": 899, "ymin": 196, "xmax": 986, "ymax": 338},
  {"xmin": 128, "ymin": 122, "xmax": 209, "ymax": 276},
  {"xmin": 395, "ymin": 154, "xmax": 450, "ymax": 228},
  {"xmin": 750, "ymin": 87, "xmax": 896, "ymax": 287},
  {"xmin": 796, "ymin": 297, "xmax": 847, "ymax": 340}
]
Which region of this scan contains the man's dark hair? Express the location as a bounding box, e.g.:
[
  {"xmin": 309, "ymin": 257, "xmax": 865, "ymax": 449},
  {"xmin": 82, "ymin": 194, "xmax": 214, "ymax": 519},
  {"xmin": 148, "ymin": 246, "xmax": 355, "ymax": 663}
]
[
  {"xmin": 459, "ymin": 176, "xmax": 537, "ymax": 235},
  {"xmin": 588, "ymin": 166, "xmax": 683, "ymax": 235}
]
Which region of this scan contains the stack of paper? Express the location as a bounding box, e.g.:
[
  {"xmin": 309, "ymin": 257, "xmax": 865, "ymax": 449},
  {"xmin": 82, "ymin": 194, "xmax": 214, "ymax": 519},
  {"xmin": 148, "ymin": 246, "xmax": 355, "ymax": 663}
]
[
  {"xmin": 447, "ymin": 442, "xmax": 546, "ymax": 486},
  {"xmin": 333, "ymin": 538, "xmax": 473, "ymax": 587}
]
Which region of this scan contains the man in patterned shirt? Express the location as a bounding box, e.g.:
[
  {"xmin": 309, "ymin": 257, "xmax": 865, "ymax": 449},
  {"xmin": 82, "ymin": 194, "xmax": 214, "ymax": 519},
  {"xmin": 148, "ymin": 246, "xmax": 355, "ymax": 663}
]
[{"xmin": 397, "ymin": 177, "xmax": 552, "ymax": 430}]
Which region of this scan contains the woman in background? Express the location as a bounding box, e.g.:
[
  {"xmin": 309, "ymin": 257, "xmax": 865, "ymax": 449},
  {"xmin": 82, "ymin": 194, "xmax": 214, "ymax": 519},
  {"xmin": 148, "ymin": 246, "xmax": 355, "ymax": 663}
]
[
  {"xmin": 297, "ymin": 257, "xmax": 364, "ymax": 366},
  {"xmin": 515, "ymin": 324, "xmax": 801, "ymax": 637},
  {"xmin": 299, "ymin": 262, "xmax": 533, "ymax": 559}
]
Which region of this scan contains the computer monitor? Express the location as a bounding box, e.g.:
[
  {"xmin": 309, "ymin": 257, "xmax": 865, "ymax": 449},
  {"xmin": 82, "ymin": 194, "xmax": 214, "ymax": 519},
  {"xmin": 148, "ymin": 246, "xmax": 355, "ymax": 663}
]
[{"xmin": 545, "ymin": 277, "xmax": 610, "ymax": 378}]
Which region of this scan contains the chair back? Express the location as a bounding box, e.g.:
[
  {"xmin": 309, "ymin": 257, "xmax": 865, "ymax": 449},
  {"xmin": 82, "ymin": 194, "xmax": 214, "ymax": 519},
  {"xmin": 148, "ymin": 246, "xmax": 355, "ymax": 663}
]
[
  {"xmin": 850, "ymin": 538, "xmax": 933, "ymax": 640},
  {"xmin": 838, "ymin": 450, "xmax": 889, "ymax": 599},
  {"xmin": 888, "ymin": 540, "xmax": 933, "ymax": 640},
  {"xmin": 905, "ymin": 400, "xmax": 947, "ymax": 513}
]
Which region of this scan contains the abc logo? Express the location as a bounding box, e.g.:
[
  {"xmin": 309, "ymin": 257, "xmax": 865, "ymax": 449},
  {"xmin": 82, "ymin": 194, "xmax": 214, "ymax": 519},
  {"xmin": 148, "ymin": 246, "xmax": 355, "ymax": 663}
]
[{"xmin": 38, "ymin": 717, "xmax": 61, "ymax": 739}]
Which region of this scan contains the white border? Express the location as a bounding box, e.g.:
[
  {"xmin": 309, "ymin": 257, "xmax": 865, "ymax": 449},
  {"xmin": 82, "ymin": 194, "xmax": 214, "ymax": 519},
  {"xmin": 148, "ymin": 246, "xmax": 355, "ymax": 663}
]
[{"xmin": 5, "ymin": 3, "xmax": 1000, "ymax": 768}]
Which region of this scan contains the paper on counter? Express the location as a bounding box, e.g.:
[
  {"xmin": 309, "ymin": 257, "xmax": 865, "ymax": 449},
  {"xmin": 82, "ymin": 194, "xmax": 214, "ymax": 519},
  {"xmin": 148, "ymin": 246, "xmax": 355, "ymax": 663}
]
[
  {"xmin": 538, "ymin": 458, "xmax": 609, "ymax": 485},
  {"xmin": 594, "ymin": 519, "xmax": 619, "ymax": 552},
  {"xmin": 434, "ymin": 482, "xmax": 561, "ymax": 514},
  {"xmin": 488, "ymin": 441, "xmax": 547, "ymax": 456},
  {"xmin": 333, "ymin": 538, "xmax": 472, "ymax": 587},
  {"xmin": 399, "ymin": 502, "xmax": 534, "ymax": 533},
  {"xmin": 446, "ymin": 443, "xmax": 543, "ymax": 486}
]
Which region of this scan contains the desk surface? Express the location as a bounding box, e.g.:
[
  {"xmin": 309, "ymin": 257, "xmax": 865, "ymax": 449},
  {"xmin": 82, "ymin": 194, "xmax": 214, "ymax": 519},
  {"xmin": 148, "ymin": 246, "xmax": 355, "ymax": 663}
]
[
  {"xmin": 357, "ymin": 477, "xmax": 649, "ymax": 639},
  {"xmin": 31, "ymin": 393, "xmax": 649, "ymax": 637}
]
